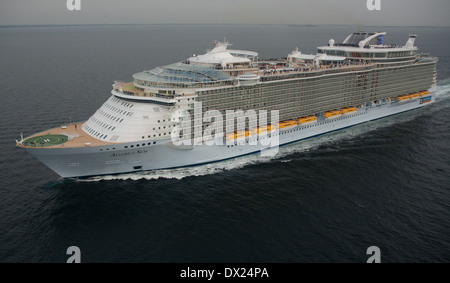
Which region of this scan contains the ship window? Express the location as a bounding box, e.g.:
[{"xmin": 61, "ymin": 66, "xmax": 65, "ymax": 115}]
[
  {"xmin": 153, "ymin": 142, "xmax": 156, "ymax": 144},
  {"xmin": 125, "ymin": 146, "xmax": 128, "ymax": 148},
  {"xmin": 148, "ymin": 142, "xmax": 151, "ymax": 145},
  {"xmin": 136, "ymin": 144, "xmax": 140, "ymax": 147},
  {"xmin": 142, "ymin": 144, "xmax": 145, "ymax": 146},
  {"xmin": 131, "ymin": 145, "xmax": 134, "ymax": 148}
]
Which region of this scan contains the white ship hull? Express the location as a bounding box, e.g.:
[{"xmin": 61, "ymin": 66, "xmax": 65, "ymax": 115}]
[{"xmin": 25, "ymin": 91, "xmax": 436, "ymax": 178}]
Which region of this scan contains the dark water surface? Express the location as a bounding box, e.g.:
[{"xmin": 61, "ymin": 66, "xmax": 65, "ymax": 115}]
[{"xmin": 0, "ymin": 24, "xmax": 449, "ymax": 262}]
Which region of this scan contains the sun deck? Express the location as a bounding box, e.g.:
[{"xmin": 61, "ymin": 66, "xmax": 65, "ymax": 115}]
[
  {"xmin": 257, "ymin": 61, "xmax": 376, "ymax": 76},
  {"xmin": 18, "ymin": 123, "xmax": 114, "ymax": 149}
]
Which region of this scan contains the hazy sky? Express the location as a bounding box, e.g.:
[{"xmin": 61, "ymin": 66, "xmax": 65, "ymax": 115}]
[{"xmin": 1, "ymin": 0, "xmax": 449, "ymax": 26}]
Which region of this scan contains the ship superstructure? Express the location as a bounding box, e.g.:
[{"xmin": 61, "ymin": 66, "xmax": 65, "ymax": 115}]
[{"xmin": 17, "ymin": 32, "xmax": 438, "ymax": 178}]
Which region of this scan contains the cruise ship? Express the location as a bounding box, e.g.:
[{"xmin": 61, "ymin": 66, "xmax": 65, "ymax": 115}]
[{"xmin": 17, "ymin": 32, "xmax": 438, "ymax": 178}]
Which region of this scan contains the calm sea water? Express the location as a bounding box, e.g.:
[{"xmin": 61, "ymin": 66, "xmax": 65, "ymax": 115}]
[{"xmin": 0, "ymin": 24, "xmax": 449, "ymax": 263}]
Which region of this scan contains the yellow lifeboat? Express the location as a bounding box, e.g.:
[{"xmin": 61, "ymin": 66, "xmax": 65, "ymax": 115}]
[
  {"xmin": 419, "ymin": 91, "xmax": 430, "ymax": 97},
  {"xmin": 297, "ymin": 115, "xmax": 317, "ymax": 125},
  {"xmin": 252, "ymin": 125, "xmax": 274, "ymax": 135},
  {"xmin": 341, "ymin": 106, "xmax": 357, "ymax": 115},
  {"xmin": 324, "ymin": 110, "xmax": 342, "ymax": 119},
  {"xmin": 276, "ymin": 120, "xmax": 297, "ymax": 129},
  {"xmin": 397, "ymin": 95, "xmax": 410, "ymax": 102},
  {"xmin": 226, "ymin": 130, "xmax": 251, "ymax": 141},
  {"xmin": 409, "ymin": 93, "xmax": 421, "ymax": 99}
]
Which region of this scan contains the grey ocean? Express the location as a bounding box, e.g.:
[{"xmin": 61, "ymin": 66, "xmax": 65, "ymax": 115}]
[{"xmin": 0, "ymin": 24, "xmax": 449, "ymax": 262}]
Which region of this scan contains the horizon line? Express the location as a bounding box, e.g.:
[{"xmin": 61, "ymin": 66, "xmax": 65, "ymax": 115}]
[{"xmin": 0, "ymin": 23, "xmax": 449, "ymax": 29}]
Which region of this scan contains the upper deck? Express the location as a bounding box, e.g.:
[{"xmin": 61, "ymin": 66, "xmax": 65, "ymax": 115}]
[
  {"xmin": 317, "ymin": 32, "xmax": 421, "ymax": 62},
  {"xmin": 127, "ymin": 33, "xmax": 432, "ymax": 93}
]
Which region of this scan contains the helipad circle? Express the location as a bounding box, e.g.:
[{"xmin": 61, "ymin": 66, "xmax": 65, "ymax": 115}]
[{"xmin": 24, "ymin": 134, "xmax": 68, "ymax": 147}]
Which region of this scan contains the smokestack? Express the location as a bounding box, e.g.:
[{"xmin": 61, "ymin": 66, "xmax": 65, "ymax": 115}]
[{"xmin": 405, "ymin": 34, "xmax": 417, "ymax": 48}]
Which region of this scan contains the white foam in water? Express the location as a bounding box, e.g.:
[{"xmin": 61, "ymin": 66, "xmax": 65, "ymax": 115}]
[
  {"xmin": 435, "ymin": 78, "xmax": 450, "ymax": 100},
  {"xmin": 86, "ymin": 154, "xmax": 265, "ymax": 181},
  {"xmin": 84, "ymin": 79, "xmax": 450, "ymax": 182}
]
